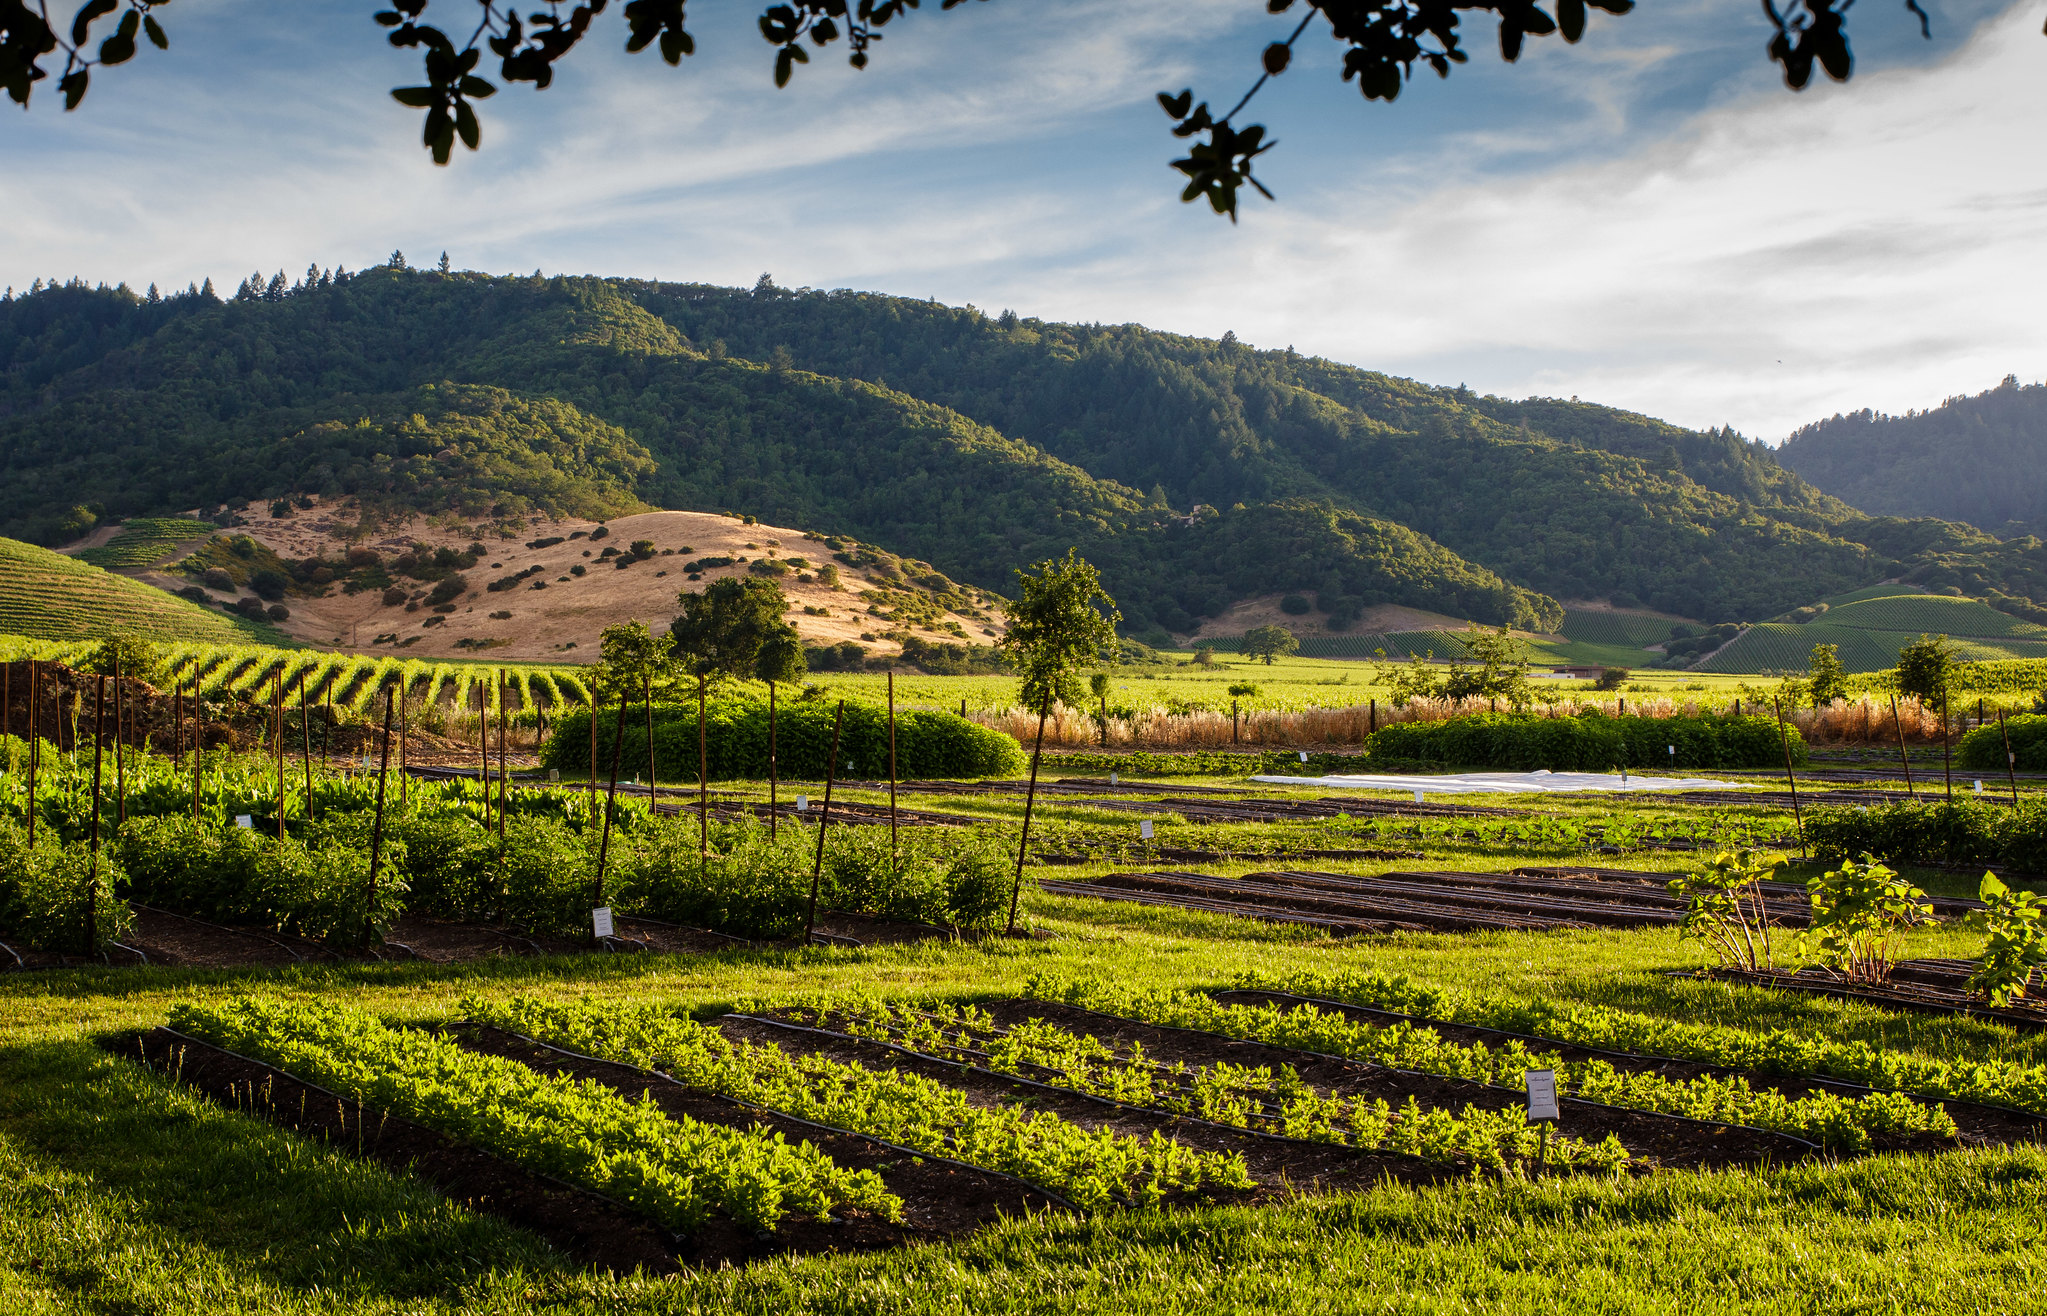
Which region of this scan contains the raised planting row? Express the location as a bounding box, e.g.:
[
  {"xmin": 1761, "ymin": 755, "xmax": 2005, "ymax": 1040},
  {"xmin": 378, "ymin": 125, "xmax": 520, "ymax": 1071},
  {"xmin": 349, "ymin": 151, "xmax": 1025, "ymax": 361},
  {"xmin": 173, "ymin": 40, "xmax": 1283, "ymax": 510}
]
[
  {"xmin": 166, "ymin": 996, "xmax": 898, "ymax": 1233},
  {"xmin": 460, "ymin": 994, "xmax": 1252, "ymax": 1209},
  {"xmin": 1235, "ymin": 966, "xmax": 2047, "ymax": 1117},
  {"xmin": 1019, "ymin": 977, "xmax": 1958, "ymax": 1152},
  {"xmin": 798, "ymin": 999, "xmax": 1633, "ymax": 1173}
]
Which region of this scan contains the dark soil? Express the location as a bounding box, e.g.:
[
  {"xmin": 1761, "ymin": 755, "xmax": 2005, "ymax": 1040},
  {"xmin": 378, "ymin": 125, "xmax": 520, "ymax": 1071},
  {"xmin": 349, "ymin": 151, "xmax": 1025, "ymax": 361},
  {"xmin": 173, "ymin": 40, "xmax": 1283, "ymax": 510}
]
[
  {"xmin": 455, "ymin": 1022, "xmax": 1065, "ymax": 1242},
  {"xmin": 118, "ymin": 1027, "xmax": 685, "ymax": 1275},
  {"xmin": 1706, "ymin": 963, "xmax": 2047, "ymax": 1032},
  {"xmin": 1214, "ymin": 988, "xmax": 2045, "ymax": 1151},
  {"xmin": 976, "ymin": 999, "xmax": 1819, "ymax": 1169}
]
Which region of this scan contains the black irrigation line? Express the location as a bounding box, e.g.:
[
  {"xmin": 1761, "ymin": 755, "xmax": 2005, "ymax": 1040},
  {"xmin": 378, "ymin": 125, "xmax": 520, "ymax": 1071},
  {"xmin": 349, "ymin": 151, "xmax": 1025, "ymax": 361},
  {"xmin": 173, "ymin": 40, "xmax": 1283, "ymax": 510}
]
[
  {"xmin": 736, "ymin": 1015, "xmax": 1629, "ymax": 1170},
  {"xmin": 1683, "ymin": 968, "xmax": 2047, "ymax": 1035},
  {"xmin": 1212, "ymin": 987, "xmax": 2047, "ymax": 1126},
  {"xmin": 147, "ymin": 1026, "xmax": 685, "ymax": 1245},
  {"xmin": 0, "ymin": 938, "xmax": 21, "ymax": 969},
  {"xmin": 466, "ymin": 1019, "xmax": 1082, "ymax": 1216},
  {"xmin": 1020, "ymin": 998, "xmax": 1823, "ymax": 1155},
  {"xmin": 1037, "ymin": 877, "xmax": 1408, "ymax": 935}
]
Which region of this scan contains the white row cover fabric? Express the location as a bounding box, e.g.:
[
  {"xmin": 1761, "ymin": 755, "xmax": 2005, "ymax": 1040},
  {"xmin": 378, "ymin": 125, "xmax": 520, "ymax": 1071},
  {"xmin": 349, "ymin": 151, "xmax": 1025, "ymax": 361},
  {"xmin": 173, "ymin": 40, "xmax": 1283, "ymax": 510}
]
[{"xmin": 1248, "ymin": 770, "xmax": 1761, "ymax": 796}]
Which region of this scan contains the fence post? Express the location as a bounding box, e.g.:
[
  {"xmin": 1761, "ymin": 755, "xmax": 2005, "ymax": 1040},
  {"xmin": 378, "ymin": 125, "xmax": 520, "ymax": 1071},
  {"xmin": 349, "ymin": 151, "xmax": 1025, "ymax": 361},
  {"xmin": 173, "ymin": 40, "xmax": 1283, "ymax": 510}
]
[
  {"xmin": 1369, "ymin": 698, "xmax": 1376, "ymax": 735},
  {"xmin": 805, "ymin": 701, "xmax": 847, "ymax": 945}
]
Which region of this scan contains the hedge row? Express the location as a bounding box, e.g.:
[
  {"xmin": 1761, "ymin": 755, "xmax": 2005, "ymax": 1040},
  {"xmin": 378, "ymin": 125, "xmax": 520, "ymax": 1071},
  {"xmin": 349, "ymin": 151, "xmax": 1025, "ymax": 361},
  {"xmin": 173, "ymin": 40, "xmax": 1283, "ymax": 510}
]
[
  {"xmin": 1958, "ymin": 715, "xmax": 2047, "ymax": 772},
  {"xmin": 541, "ymin": 699, "xmax": 1025, "ymax": 781},
  {"xmin": 1805, "ymin": 800, "xmax": 2047, "ymax": 876},
  {"xmin": 1364, "ymin": 712, "xmax": 1805, "ymax": 772}
]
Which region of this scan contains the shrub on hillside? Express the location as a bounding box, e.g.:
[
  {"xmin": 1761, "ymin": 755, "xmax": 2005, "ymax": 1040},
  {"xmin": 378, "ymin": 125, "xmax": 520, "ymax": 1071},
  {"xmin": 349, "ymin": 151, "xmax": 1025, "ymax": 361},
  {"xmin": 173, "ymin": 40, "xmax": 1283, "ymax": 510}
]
[
  {"xmin": 1365, "ymin": 712, "xmax": 1802, "ymax": 771},
  {"xmin": 542, "ymin": 699, "xmax": 1025, "ymax": 781}
]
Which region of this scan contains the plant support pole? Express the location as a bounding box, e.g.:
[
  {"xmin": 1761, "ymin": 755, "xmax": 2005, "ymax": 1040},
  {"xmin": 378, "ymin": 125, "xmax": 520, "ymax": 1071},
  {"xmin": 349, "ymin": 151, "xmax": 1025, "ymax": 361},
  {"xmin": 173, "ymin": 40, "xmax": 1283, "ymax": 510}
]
[
  {"xmin": 1890, "ymin": 694, "xmax": 1915, "ymax": 796},
  {"xmin": 768, "ymin": 681, "xmax": 778, "ymax": 840},
  {"xmin": 592, "ymin": 694, "xmax": 630, "ymax": 913},
  {"xmin": 1999, "ymin": 709, "xmax": 2020, "ymax": 808},
  {"xmin": 273, "ymin": 672, "xmax": 285, "ymax": 839},
  {"xmin": 1007, "ymin": 701, "xmax": 1051, "ymax": 935},
  {"xmin": 112, "ymin": 656, "xmax": 125, "ymax": 826},
  {"xmin": 85, "ymin": 674, "xmax": 106, "ymax": 954},
  {"xmin": 191, "ymin": 675, "xmax": 202, "ymax": 823},
  {"xmin": 804, "ymin": 701, "xmax": 846, "ymax": 945},
  {"xmin": 1772, "ymin": 696, "xmax": 1805, "ymax": 860},
  {"xmin": 587, "ymin": 696, "xmax": 598, "ymax": 826},
  {"xmin": 24, "ymin": 660, "xmax": 35, "ymax": 848},
  {"xmin": 887, "ymin": 670, "xmax": 898, "ymax": 855},
  {"xmin": 645, "ymin": 671, "xmax": 656, "ymax": 806},
  {"xmin": 299, "ymin": 673, "xmax": 314, "ymax": 820},
  {"xmin": 697, "ymin": 675, "xmax": 709, "ymax": 878},
  {"xmin": 1942, "ymin": 692, "xmax": 1954, "ymax": 804},
  {"xmin": 497, "ymin": 671, "xmax": 508, "ymax": 846},
  {"xmin": 363, "ymin": 688, "xmax": 395, "ymax": 947}
]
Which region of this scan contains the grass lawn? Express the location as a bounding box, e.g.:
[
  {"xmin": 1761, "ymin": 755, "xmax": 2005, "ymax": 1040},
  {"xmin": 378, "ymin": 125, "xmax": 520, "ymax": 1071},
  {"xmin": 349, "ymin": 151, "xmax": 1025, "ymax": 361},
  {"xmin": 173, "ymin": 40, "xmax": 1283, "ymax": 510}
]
[{"xmin": 5, "ymin": 829, "xmax": 2044, "ymax": 1315}]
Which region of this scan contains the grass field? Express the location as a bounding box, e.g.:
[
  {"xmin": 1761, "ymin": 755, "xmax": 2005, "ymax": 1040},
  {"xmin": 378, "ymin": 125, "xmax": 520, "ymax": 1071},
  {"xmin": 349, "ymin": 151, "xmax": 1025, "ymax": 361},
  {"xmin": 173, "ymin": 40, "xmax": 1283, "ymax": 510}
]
[
  {"xmin": 4, "ymin": 783, "xmax": 2042, "ymax": 1314},
  {"xmin": 71, "ymin": 518, "xmax": 217, "ymax": 570},
  {"xmin": 0, "ymin": 537, "xmax": 278, "ymax": 644}
]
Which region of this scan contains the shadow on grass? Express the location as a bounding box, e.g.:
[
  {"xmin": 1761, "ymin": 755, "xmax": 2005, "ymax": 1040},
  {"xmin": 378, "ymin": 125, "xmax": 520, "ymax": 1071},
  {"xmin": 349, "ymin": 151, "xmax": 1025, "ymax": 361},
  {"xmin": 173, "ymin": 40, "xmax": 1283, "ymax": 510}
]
[{"xmin": 0, "ymin": 1035, "xmax": 563, "ymax": 1301}]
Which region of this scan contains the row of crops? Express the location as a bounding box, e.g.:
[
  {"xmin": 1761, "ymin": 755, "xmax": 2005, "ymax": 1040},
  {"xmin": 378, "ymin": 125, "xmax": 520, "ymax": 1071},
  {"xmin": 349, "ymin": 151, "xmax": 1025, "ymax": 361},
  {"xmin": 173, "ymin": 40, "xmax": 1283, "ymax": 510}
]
[
  {"xmin": 73, "ymin": 518, "xmax": 216, "ymax": 570},
  {"xmin": 1196, "ymin": 631, "xmax": 1473, "ymax": 660},
  {"xmin": 0, "ymin": 539, "xmax": 258, "ymax": 643},
  {"xmin": 147, "ymin": 963, "xmax": 2003, "ymax": 1252},
  {"xmin": 1699, "ymin": 623, "xmax": 2047, "ymax": 674},
  {"xmin": 1556, "ymin": 610, "xmax": 1676, "ymax": 648},
  {"xmin": 0, "ymin": 637, "xmax": 594, "ymax": 712}
]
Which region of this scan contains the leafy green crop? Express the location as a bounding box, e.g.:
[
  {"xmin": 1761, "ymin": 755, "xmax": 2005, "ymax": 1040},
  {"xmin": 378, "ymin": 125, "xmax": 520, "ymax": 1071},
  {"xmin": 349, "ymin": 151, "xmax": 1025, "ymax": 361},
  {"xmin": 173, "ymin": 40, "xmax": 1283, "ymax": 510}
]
[
  {"xmin": 812, "ymin": 999, "xmax": 1631, "ymax": 1174},
  {"xmin": 462, "ymin": 994, "xmax": 1252, "ymax": 1210},
  {"xmin": 1366, "ymin": 712, "xmax": 1803, "ymax": 771},
  {"xmin": 1969, "ymin": 873, "xmax": 2047, "ymax": 1007},
  {"xmin": 1028, "ymin": 977, "xmax": 1955, "ymax": 1152},
  {"xmin": 1241, "ymin": 966, "xmax": 2047, "ymax": 1117},
  {"xmin": 169, "ymin": 995, "xmax": 896, "ymax": 1233}
]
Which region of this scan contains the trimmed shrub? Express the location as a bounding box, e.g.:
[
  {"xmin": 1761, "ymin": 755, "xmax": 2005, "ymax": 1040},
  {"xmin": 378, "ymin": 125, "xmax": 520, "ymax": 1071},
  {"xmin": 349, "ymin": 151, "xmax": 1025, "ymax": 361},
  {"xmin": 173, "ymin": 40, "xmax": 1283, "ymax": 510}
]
[
  {"xmin": 1364, "ymin": 712, "xmax": 1803, "ymax": 771},
  {"xmin": 1959, "ymin": 715, "xmax": 2047, "ymax": 773},
  {"xmin": 1806, "ymin": 800, "xmax": 2047, "ymax": 876},
  {"xmin": 543, "ymin": 699, "xmax": 1025, "ymax": 781}
]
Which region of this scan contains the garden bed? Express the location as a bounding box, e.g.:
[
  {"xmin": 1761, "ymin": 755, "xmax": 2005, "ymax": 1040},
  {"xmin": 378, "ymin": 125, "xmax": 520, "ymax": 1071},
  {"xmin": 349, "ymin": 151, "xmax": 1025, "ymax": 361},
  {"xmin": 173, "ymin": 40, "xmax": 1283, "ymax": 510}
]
[{"xmin": 1700, "ymin": 962, "xmax": 2047, "ymax": 1030}]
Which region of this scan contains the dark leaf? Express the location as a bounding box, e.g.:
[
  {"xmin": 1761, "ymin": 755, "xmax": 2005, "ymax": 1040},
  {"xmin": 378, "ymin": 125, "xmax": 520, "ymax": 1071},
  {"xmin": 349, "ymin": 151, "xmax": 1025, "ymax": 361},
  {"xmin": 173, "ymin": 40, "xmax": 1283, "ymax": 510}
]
[
  {"xmin": 1558, "ymin": 0, "xmax": 1586, "ymax": 42},
  {"xmin": 69, "ymin": 0, "xmax": 115, "ymax": 47},
  {"xmin": 1262, "ymin": 41, "xmax": 1291, "ymax": 75},
  {"xmin": 142, "ymin": 14, "xmax": 167, "ymax": 48},
  {"xmin": 391, "ymin": 85, "xmax": 437, "ymax": 107}
]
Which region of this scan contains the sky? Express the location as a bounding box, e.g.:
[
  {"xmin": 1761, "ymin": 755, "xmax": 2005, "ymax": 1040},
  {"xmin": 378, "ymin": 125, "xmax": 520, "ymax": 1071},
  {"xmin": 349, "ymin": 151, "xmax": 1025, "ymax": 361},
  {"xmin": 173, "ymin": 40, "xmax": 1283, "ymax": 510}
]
[{"xmin": 5, "ymin": 0, "xmax": 2043, "ymax": 439}]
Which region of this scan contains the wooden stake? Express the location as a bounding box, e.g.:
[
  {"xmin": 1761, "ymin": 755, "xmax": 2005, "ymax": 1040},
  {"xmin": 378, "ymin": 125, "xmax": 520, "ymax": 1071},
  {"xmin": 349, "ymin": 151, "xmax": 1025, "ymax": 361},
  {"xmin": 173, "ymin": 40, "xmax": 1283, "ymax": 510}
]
[
  {"xmin": 1943, "ymin": 692, "xmax": 1954, "ymax": 803},
  {"xmin": 1999, "ymin": 709, "xmax": 2020, "ymax": 808},
  {"xmin": 645, "ymin": 671, "xmax": 657, "ymax": 807},
  {"xmin": 592, "ymin": 694, "xmax": 630, "ymax": 912},
  {"xmin": 804, "ymin": 701, "xmax": 846, "ymax": 945},
  {"xmin": 363, "ymin": 688, "xmax": 395, "ymax": 948},
  {"xmin": 299, "ymin": 673, "xmax": 314, "ymax": 820},
  {"xmin": 1370, "ymin": 698, "xmax": 1377, "ymax": 734},
  {"xmin": 273, "ymin": 672, "xmax": 285, "ymax": 839},
  {"xmin": 1007, "ymin": 700, "xmax": 1050, "ymax": 935},
  {"xmin": 768, "ymin": 681, "xmax": 778, "ymax": 840},
  {"xmin": 191, "ymin": 675, "xmax": 202, "ymax": 823},
  {"xmin": 398, "ymin": 676, "xmax": 408, "ymax": 808},
  {"xmin": 887, "ymin": 670, "xmax": 898, "ymax": 855},
  {"xmin": 323, "ymin": 682, "xmax": 332, "ymax": 773},
  {"xmin": 86, "ymin": 675, "xmax": 105, "ymax": 954},
  {"xmin": 25, "ymin": 660, "xmax": 36, "ymax": 847},
  {"xmin": 478, "ymin": 680, "xmax": 490, "ymax": 829},
  {"xmin": 497, "ymin": 670, "xmax": 508, "ymax": 846},
  {"xmin": 1891, "ymin": 694, "xmax": 1915, "ymax": 796},
  {"xmin": 587, "ymin": 692, "xmax": 598, "ymax": 827},
  {"xmin": 113, "ymin": 656, "xmax": 125, "ymax": 827},
  {"xmin": 1772, "ymin": 696, "xmax": 1805, "ymax": 860},
  {"xmin": 697, "ymin": 674, "xmax": 708, "ymax": 880}
]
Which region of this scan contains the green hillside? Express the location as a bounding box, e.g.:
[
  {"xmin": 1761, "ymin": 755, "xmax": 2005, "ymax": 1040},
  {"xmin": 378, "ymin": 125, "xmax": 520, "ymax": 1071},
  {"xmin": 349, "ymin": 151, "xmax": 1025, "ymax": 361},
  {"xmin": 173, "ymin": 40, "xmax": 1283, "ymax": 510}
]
[
  {"xmin": 1697, "ymin": 586, "xmax": 2047, "ymax": 674},
  {"xmin": 0, "ymin": 537, "xmax": 275, "ymax": 643},
  {"xmin": 73, "ymin": 517, "xmax": 215, "ymax": 569},
  {"xmin": 5, "ymin": 270, "xmax": 2047, "ymax": 640}
]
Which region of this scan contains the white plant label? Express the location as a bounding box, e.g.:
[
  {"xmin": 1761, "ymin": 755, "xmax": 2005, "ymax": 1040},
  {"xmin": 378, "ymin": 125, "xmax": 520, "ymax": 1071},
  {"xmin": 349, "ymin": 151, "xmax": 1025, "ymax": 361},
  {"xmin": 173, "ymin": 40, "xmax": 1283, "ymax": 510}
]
[
  {"xmin": 1413, "ymin": 789, "xmax": 1425, "ymax": 803},
  {"xmin": 548, "ymin": 769, "xmax": 560, "ymax": 782},
  {"xmin": 796, "ymin": 795, "xmax": 809, "ymax": 811},
  {"xmin": 1109, "ymin": 771, "xmax": 1118, "ymax": 784},
  {"xmin": 592, "ymin": 907, "xmax": 615, "ymax": 939},
  {"xmin": 1524, "ymin": 1068, "xmax": 1560, "ymax": 1123},
  {"xmin": 1299, "ymin": 751, "xmax": 1309, "ymax": 762},
  {"xmin": 234, "ymin": 814, "xmax": 253, "ymax": 829},
  {"xmin": 1139, "ymin": 820, "xmax": 1154, "ymax": 840},
  {"xmin": 1975, "ymin": 780, "xmax": 1985, "ymax": 794}
]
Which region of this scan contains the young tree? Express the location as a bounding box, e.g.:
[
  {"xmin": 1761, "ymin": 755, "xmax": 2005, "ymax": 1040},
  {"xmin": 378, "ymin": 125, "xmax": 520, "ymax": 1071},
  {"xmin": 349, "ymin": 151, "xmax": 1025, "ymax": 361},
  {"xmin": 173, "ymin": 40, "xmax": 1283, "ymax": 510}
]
[
  {"xmin": 668, "ymin": 576, "xmax": 799, "ymax": 681},
  {"xmin": 1088, "ymin": 671, "xmax": 1112, "ymax": 747},
  {"xmin": 1895, "ymin": 633, "xmax": 1955, "ymax": 705},
  {"xmin": 1808, "ymin": 642, "xmax": 1850, "ymax": 706},
  {"xmin": 1372, "ymin": 648, "xmax": 1443, "ymax": 707},
  {"xmin": 80, "ymin": 633, "xmax": 167, "ymax": 687},
  {"xmin": 1242, "ymin": 624, "xmax": 1299, "ymax": 666},
  {"xmin": 594, "ymin": 620, "xmax": 679, "ymax": 701},
  {"xmin": 1443, "ymin": 625, "xmax": 1532, "ymax": 706},
  {"xmin": 999, "ymin": 549, "xmax": 1120, "ymax": 932}
]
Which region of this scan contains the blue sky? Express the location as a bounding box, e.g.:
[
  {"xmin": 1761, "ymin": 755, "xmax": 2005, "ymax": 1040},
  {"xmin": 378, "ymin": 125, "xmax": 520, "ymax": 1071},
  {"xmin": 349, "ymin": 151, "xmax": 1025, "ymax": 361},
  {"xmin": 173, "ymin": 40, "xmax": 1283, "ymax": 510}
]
[{"xmin": 6, "ymin": 0, "xmax": 2043, "ymax": 438}]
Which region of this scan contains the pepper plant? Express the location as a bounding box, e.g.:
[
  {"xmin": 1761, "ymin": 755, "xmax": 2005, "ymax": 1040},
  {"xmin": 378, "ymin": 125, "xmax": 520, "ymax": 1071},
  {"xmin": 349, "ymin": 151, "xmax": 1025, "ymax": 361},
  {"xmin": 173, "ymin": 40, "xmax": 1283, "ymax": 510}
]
[
  {"xmin": 1968, "ymin": 872, "xmax": 2047, "ymax": 1006},
  {"xmin": 1796, "ymin": 854, "xmax": 1931, "ymax": 984},
  {"xmin": 1668, "ymin": 849, "xmax": 1787, "ymax": 971}
]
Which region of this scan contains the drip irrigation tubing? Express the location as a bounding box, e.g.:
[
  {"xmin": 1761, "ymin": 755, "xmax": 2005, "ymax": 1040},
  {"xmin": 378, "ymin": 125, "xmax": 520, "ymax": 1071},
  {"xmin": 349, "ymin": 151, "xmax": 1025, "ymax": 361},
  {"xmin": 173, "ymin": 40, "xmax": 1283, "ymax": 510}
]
[
  {"xmin": 1214, "ymin": 987, "xmax": 2046, "ymax": 1125},
  {"xmin": 131, "ymin": 902, "xmax": 308, "ymax": 962},
  {"xmin": 1016, "ymin": 998, "xmax": 1822, "ymax": 1154},
  {"xmin": 0, "ymin": 938, "xmax": 22, "ymax": 969},
  {"xmin": 465, "ymin": 1019, "xmax": 1083, "ymax": 1216}
]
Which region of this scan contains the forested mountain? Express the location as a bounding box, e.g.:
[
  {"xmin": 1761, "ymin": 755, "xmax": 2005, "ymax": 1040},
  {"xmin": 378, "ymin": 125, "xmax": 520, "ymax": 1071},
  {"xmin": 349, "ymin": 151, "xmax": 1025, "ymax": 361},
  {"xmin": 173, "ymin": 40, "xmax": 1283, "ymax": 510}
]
[
  {"xmin": 3, "ymin": 266, "xmax": 2044, "ymax": 636},
  {"xmin": 1776, "ymin": 375, "xmax": 2047, "ymax": 535}
]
